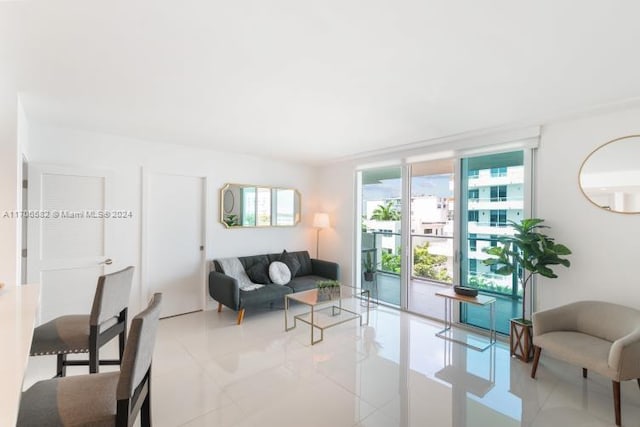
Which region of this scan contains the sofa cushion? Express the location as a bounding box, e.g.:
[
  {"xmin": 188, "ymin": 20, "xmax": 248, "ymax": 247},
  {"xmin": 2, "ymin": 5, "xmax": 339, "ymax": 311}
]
[
  {"xmin": 239, "ymin": 284, "xmax": 292, "ymax": 308},
  {"xmin": 269, "ymin": 261, "xmax": 291, "ymax": 285},
  {"xmin": 279, "ymin": 250, "xmax": 301, "ymax": 277},
  {"xmin": 293, "ymin": 251, "xmax": 312, "ymax": 276},
  {"xmin": 268, "ymin": 251, "xmax": 312, "ymax": 277},
  {"xmin": 239, "ymin": 254, "xmax": 269, "ymax": 271},
  {"xmin": 245, "ymin": 260, "xmax": 271, "ymax": 284},
  {"xmin": 287, "ymin": 275, "xmax": 327, "ymax": 293},
  {"xmin": 534, "ymin": 331, "xmax": 617, "ymax": 379},
  {"xmin": 216, "ymin": 257, "xmax": 264, "ymax": 291}
]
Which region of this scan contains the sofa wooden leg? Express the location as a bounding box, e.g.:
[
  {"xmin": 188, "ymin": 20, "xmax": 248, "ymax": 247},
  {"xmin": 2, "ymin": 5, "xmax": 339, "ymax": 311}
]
[
  {"xmin": 237, "ymin": 308, "xmax": 245, "ymax": 325},
  {"xmin": 637, "ymin": 378, "xmax": 640, "ymax": 390},
  {"xmin": 531, "ymin": 346, "xmax": 542, "ymax": 379},
  {"xmin": 613, "ymin": 380, "xmax": 621, "ymax": 426},
  {"xmin": 217, "ymin": 302, "xmax": 222, "ymax": 313},
  {"xmin": 583, "ymin": 368, "xmax": 588, "ymax": 378}
]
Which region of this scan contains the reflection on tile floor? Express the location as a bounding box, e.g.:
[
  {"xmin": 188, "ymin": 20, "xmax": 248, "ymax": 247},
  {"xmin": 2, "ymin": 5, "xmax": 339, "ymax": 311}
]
[{"xmin": 23, "ymin": 302, "xmax": 640, "ymax": 426}]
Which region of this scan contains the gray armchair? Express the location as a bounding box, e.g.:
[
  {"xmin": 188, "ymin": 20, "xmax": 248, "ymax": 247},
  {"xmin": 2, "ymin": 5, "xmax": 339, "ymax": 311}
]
[{"xmin": 531, "ymin": 301, "xmax": 640, "ymax": 426}]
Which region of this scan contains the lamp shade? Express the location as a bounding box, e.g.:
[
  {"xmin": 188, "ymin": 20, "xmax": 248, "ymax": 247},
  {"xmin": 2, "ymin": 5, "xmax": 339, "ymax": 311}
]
[{"xmin": 313, "ymin": 212, "xmax": 330, "ymax": 229}]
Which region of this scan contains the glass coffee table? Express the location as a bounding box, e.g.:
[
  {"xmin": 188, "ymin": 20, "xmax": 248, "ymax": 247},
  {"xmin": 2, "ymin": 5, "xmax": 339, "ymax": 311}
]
[{"xmin": 284, "ymin": 285, "xmax": 370, "ymax": 345}]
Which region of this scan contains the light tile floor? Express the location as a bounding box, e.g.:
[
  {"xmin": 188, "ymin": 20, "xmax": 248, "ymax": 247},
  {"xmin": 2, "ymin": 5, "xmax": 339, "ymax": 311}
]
[{"xmin": 23, "ymin": 301, "xmax": 640, "ymax": 427}]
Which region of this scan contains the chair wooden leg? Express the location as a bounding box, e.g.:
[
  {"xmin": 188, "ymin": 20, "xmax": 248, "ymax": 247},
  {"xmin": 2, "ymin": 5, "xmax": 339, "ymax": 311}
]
[
  {"xmin": 90, "ymin": 348, "xmax": 99, "ymax": 374},
  {"xmin": 89, "ymin": 324, "xmax": 99, "ymax": 374},
  {"xmin": 613, "ymin": 380, "xmax": 621, "ymax": 426},
  {"xmin": 236, "ymin": 308, "xmax": 245, "ymax": 325},
  {"xmin": 118, "ymin": 309, "xmax": 127, "ymax": 364},
  {"xmin": 217, "ymin": 302, "xmax": 222, "ymax": 313},
  {"xmin": 56, "ymin": 354, "xmax": 67, "ymax": 377},
  {"xmin": 118, "ymin": 330, "xmax": 126, "ymax": 363},
  {"xmin": 140, "ymin": 375, "xmax": 152, "ymax": 427},
  {"xmin": 531, "ymin": 346, "xmax": 542, "ymax": 379},
  {"xmin": 583, "ymin": 368, "xmax": 588, "ymax": 378}
]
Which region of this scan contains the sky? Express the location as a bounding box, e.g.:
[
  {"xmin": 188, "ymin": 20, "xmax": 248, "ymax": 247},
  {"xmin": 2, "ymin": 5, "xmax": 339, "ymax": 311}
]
[{"xmin": 363, "ymin": 174, "xmax": 453, "ymax": 203}]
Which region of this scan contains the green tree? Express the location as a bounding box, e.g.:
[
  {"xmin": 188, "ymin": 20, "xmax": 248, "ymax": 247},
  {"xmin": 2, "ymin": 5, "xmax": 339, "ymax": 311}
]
[
  {"xmin": 381, "ymin": 250, "xmax": 401, "ymax": 273},
  {"xmin": 370, "ymin": 202, "xmax": 401, "ymax": 221},
  {"xmin": 413, "ymin": 242, "xmax": 451, "ymax": 283},
  {"xmin": 379, "ymin": 243, "xmax": 452, "ymax": 283}
]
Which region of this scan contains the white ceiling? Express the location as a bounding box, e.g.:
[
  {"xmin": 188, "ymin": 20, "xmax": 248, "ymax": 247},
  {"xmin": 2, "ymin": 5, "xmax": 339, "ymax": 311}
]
[{"xmin": 3, "ymin": 0, "xmax": 640, "ymax": 164}]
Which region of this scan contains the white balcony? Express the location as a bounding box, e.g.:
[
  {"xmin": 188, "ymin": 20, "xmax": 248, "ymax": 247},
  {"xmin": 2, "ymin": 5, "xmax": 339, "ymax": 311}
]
[
  {"xmin": 468, "ymin": 198, "xmax": 523, "ymax": 210},
  {"xmin": 468, "ymin": 176, "xmax": 523, "ymax": 187},
  {"xmin": 468, "ymin": 222, "xmax": 515, "ymax": 236}
]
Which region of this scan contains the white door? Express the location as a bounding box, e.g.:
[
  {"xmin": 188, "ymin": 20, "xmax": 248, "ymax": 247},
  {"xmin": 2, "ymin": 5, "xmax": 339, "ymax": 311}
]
[
  {"xmin": 27, "ymin": 164, "xmax": 113, "ymax": 324},
  {"xmin": 145, "ymin": 173, "xmax": 205, "ymax": 318}
]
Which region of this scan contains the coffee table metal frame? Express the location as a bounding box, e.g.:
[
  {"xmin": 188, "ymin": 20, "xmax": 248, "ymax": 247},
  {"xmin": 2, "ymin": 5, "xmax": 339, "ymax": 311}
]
[
  {"xmin": 285, "ymin": 285, "xmax": 370, "ymax": 345},
  {"xmin": 435, "ymin": 288, "xmax": 497, "ymax": 352}
]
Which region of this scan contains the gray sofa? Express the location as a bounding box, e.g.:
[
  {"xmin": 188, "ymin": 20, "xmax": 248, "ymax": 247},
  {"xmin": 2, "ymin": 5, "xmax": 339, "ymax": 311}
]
[{"xmin": 208, "ymin": 250, "xmax": 339, "ymax": 324}]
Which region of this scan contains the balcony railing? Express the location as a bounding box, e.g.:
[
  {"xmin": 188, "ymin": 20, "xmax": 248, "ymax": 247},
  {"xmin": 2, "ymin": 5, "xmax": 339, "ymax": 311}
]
[
  {"xmin": 361, "ymin": 230, "xmax": 520, "ymax": 294},
  {"xmin": 362, "ymin": 231, "xmax": 454, "ymax": 285},
  {"xmin": 411, "ymin": 233, "xmax": 453, "ymax": 284}
]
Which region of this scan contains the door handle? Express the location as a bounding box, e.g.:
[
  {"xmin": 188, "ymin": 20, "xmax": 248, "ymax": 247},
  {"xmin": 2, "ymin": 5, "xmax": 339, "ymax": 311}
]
[{"xmin": 100, "ymin": 258, "xmax": 113, "ymax": 265}]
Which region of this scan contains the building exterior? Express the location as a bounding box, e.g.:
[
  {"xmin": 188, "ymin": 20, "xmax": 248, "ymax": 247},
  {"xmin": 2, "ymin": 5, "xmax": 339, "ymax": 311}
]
[{"xmin": 465, "ymin": 165, "xmax": 524, "ymax": 292}]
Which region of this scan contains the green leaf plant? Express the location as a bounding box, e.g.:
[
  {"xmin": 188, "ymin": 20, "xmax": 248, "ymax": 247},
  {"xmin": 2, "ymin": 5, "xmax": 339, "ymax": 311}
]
[
  {"xmin": 482, "ymin": 218, "xmax": 572, "ymax": 323},
  {"xmin": 363, "ymin": 251, "xmax": 374, "ymax": 274},
  {"xmin": 316, "ymin": 280, "xmax": 340, "ymax": 289}
]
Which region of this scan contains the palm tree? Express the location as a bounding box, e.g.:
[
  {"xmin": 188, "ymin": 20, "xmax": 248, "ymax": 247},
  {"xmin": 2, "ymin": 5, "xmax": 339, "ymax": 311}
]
[{"xmin": 370, "ymin": 202, "xmax": 401, "ymax": 221}]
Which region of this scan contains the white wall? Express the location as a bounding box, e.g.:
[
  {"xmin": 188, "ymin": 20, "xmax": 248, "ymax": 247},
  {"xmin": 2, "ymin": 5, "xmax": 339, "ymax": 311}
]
[
  {"xmin": 317, "ymin": 164, "xmax": 356, "ymax": 283},
  {"xmin": 0, "ymin": 88, "xmax": 19, "ymax": 287},
  {"xmin": 535, "ymin": 108, "xmax": 640, "ymax": 311},
  {"xmin": 28, "ymin": 122, "xmax": 321, "ymax": 311}
]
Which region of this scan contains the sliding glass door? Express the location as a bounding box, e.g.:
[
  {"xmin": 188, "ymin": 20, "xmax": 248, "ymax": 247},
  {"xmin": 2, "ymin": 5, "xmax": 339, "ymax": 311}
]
[
  {"xmin": 356, "ymin": 149, "xmax": 530, "ymax": 335},
  {"xmin": 359, "ymin": 167, "xmax": 403, "ymax": 306},
  {"xmin": 407, "ymin": 159, "xmax": 456, "ymax": 318},
  {"xmin": 459, "ymin": 151, "xmax": 526, "ymax": 334}
]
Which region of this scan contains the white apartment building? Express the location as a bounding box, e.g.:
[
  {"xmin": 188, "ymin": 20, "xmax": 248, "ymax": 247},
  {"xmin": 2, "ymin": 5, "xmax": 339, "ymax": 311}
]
[{"xmin": 466, "ymin": 165, "xmax": 524, "ymax": 290}]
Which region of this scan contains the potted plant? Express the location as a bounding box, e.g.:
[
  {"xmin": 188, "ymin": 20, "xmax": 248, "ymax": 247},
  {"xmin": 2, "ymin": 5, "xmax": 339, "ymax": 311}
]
[
  {"xmin": 483, "ymin": 218, "xmax": 571, "ymax": 362},
  {"xmin": 223, "ymin": 214, "xmax": 239, "ymax": 227},
  {"xmin": 316, "ymin": 280, "xmax": 341, "ymax": 300},
  {"xmin": 363, "ymin": 251, "xmax": 375, "ymax": 282}
]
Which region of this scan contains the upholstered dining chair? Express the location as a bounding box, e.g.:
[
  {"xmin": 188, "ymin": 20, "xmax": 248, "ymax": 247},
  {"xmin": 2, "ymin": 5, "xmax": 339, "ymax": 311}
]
[
  {"xmin": 17, "ymin": 293, "xmax": 162, "ymax": 427},
  {"xmin": 30, "ymin": 266, "xmax": 135, "ymax": 377}
]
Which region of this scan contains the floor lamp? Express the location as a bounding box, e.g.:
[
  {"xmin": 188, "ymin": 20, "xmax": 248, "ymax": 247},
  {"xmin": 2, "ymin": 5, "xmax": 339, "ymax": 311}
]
[{"xmin": 313, "ymin": 213, "xmax": 330, "ymax": 258}]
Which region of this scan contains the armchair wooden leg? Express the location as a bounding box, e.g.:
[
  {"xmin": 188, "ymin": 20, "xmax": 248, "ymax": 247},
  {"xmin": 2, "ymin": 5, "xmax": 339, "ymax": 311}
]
[
  {"xmin": 531, "ymin": 346, "xmax": 542, "ymax": 379},
  {"xmin": 236, "ymin": 308, "xmax": 245, "ymax": 325},
  {"xmin": 217, "ymin": 302, "xmax": 222, "ymax": 313},
  {"xmin": 583, "ymin": 368, "xmax": 588, "ymax": 378},
  {"xmin": 613, "ymin": 380, "xmax": 621, "ymax": 426}
]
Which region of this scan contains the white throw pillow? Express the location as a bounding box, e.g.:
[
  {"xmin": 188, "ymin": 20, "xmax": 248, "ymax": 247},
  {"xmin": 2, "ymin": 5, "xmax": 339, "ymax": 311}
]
[{"xmin": 269, "ymin": 261, "xmax": 291, "ymax": 285}]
